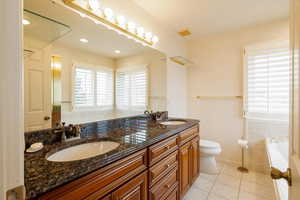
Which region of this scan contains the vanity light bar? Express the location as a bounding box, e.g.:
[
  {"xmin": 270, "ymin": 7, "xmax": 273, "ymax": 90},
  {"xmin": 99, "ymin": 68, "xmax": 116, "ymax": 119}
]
[{"xmin": 62, "ymin": 0, "xmax": 159, "ymax": 46}]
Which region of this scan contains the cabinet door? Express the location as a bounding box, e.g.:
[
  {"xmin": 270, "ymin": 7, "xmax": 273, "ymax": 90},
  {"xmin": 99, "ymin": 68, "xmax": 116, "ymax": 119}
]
[
  {"xmin": 112, "ymin": 171, "xmax": 147, "ymax": 200},
  {"xmin": 189, "ymin": 137, "xmax": 200, "ymax": 184},
  {"xmin": 179, "ymin": 142, "xmax": 190, "ymax": 198}
]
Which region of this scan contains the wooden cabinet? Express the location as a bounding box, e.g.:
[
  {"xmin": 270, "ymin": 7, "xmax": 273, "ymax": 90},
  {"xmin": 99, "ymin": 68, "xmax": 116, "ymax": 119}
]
[
  {"xmin": 38, "ymin": 125, "xmax": 199, "ymax": 200},
  {"xmin": 190, "ymin": 137, "xmax": 200, "ymax": 184},
  {"xmin": 148, "ymin": 135, "xmax": 178, "ymax": 166},
  {"xmin": 149, "ymin": 167, "xmax": 178, "ymax": 200},
  {"xmin": 112, "ymin": 171, "xmax": 147, "ymax": 200},
  {"xmin": 179, "ymin": 132, "xmax": 200, "ymax": 198},
  {"xmin": 164, "ymin": 187, "xmax": 179, "ymax": 200},
  {"xmin": 179, "ymin": 142, "xmax": 190, "ymax": 197},
  {"xmin": 40, "ymin": 150, "xmax": 147, "ymax": 200},
  {"xmin": 149, "ymin": 150, "xmax": 178, "ymax": 187}
]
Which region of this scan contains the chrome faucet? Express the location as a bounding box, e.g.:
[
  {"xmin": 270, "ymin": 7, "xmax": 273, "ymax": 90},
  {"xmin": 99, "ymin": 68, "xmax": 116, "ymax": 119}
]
[
  {"xmin": 54, "ymin": 122, "xmax": 82, "ymax": 142},
  {"xmin": 144, "ymin": 110, "xmax": 162, "ymax": 121}
]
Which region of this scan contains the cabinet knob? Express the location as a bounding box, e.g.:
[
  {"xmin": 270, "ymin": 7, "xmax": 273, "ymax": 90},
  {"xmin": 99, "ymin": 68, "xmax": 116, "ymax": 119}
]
[{"xmin": 44, "ymin": 116, "xmax": 51, "ymax": 121}]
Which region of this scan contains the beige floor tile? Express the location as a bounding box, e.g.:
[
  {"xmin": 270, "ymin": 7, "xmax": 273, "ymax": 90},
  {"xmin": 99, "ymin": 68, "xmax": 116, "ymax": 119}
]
[
  {"xmin": 239, "ymin": 191, "xmax": 271, "ymax": 200},
  {"xmin": 200, "ymin": 172, "xmax": 218, "ymax": 182},
  {"xmin": 194, "ymin": 176, "xmax": 215, "ymax": 192},
  {"xmin": 215, "ymin": 173, "xmax": 241, "ymax": 189},
  {"xmin": 211, "ymin": 182, "xmax": 239, "ymax": 200},
  {"xmin": 242, "ymin": 171, "xmax": 273, "ymax": 185},
  {"xmin": 184, "ymin": 186, "xmax": 209, "ymax": 200},
  {"xmin": 208, "ymin": 193, "xmax": 231, "ymax": 200},
  {"xmin": 221, "ymin": 164, "xmax": 242, "ymax": 178},
  {"xmin": 240, "ymin": 180, "xmax": 275, "ymax": 200}
]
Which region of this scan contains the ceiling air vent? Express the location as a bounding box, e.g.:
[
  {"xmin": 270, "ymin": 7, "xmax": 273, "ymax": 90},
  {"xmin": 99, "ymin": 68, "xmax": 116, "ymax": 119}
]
[{"xmin": 178, "ymin": 29, "xmax": 191, "ymax": 37}]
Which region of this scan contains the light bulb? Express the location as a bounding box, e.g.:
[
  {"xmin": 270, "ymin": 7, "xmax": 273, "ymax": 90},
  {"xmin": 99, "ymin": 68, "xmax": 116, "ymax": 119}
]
[
  {"xmin": 152, "ymin": 35, "xmax": 159, "ymax": 43},
  {"xmin": 22, "ymin": 19, "xmax": 30, "ymax": 25},
  {"xmin": 88, "ymin": 0, "xmax": 100, "ymax": 11},
  {"xmin": 114, "ymin": 50, "xmax": 121, "ymax": 54},
  {"xmin": 80, "ymin": 38, "xmax": 89, "ymax": 43},
  {"xmin": 93, "ymin": 19, "xmax": 101, "ymax": 24},
  {"xmin": 117, "ymin": 16, "xmax": 126, "ymax": 28},
  {"xmin": 127, "ymin": 21, "xmax": 136, "ymax": 33},
  {"xmin": 104, "ymin": 8, "xmax": 114, "ymax": 22},
  {"xmin": 145, "ymin": 32, "xmax": 153, "ymax": 41},
  {"xmin": 79, "ymin": 13, "xmax": 87, "ymax": 18},
  {"xmin": 137, "ymin": 27, "xmax": 145, "ymax": 38},
  {"xmin": 75, "ymin": 0, "xmax": 88, "ymax": 8}
]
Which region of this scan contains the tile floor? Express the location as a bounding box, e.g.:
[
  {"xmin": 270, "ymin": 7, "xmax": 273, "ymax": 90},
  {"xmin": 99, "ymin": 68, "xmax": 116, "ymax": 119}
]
[{"xmin": 183, "ymin": 163, "xmax": 276, "ymax": 200}]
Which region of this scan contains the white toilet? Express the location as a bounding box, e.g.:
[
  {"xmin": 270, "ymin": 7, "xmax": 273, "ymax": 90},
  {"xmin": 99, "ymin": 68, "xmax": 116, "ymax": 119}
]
[{"xmin": 199, "ymin": 139, "xmax": 222, "ymax": 174}]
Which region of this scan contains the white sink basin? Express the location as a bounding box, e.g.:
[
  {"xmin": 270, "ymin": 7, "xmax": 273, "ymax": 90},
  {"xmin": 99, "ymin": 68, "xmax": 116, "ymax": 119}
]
[
  {"xmin": 160, "ymin": 121, "xmax": 187, "ymax": 126},
  {"xmin": 47, "ymin": 141, "xmax": 120, "ymax": 162}
]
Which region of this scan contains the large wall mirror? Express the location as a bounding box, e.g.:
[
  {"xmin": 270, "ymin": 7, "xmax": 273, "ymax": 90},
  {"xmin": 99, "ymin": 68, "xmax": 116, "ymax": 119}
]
[{"xmin": 24, "ymin": 0, "xmax": 167, "ymax": 131}]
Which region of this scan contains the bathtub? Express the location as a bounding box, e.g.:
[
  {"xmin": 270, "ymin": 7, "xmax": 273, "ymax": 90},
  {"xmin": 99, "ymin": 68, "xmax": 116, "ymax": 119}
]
[{"xmin": 265, "ymin": 137, "xmax": 289, "ymax": 200}]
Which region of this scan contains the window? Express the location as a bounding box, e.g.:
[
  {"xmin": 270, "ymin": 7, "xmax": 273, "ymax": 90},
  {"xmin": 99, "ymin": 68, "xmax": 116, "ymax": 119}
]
[
  {"xmin": 116, "ymin": 66, "xmax": 148, "ymax": 110},
  {"xmin": 73, "ymin": 65, "xmax": 113, "ymax": 109},
  {"xmin": 244, "ymin": 42, "xmax": 290, "ymax": 120}
]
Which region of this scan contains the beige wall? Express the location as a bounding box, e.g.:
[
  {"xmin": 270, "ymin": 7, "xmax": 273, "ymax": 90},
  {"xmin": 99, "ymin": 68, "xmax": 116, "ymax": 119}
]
[{"xmin": 187, "ymin": 19, "xmax": 289, "ymax": 172}]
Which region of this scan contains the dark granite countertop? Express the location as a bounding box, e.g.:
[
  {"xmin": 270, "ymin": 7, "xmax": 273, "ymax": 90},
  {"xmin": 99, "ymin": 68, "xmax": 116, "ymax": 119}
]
[{"xmin": 24, "ymin": 117, "xmax": 199, "ymax": 199}]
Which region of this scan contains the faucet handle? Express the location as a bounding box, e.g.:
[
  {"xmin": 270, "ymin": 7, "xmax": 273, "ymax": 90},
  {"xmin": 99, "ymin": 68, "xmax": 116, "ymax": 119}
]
[{"xmin": 74, "ymin": 125, "xmax": 82, "ymax": 137}]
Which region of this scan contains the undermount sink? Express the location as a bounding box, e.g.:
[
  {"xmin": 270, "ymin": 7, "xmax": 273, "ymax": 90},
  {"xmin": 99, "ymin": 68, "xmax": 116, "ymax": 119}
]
[
  {"xmin": 160, "ymin": 120, "xmax": 187, "ymax": 126},
  {"xmin": 47, "ymin": 141, "xmax": 120, "ymax": 162}
]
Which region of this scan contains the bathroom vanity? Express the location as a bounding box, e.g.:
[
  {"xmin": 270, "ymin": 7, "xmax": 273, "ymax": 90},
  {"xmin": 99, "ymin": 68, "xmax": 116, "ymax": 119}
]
[{"xmin": 24, "ymin": 117, "xmax": 200, "ymax": 200}]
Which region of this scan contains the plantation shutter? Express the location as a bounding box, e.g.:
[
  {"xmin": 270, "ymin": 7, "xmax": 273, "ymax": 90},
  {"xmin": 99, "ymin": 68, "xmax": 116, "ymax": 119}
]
[
  {"xmin": 96, "ymin": 70, "xmax": 113, "ymax": 106},
  {"xmin": 244, "ymin": 42, "xmax": 290, "ymax": 120},
  {"xmin": 74, "ymin": 68, "xmax": 94, "ymax": 107},
  {"xmin": 73, "ymin": 65, "xmax": 113, "ymax": 109},
  {"xmin": 131, "ymin": 71, "xmax": 147, "ymax": 107},
  {"xmin": 116, "ymin": 66, "xmax": 148, "ymax": 110}
]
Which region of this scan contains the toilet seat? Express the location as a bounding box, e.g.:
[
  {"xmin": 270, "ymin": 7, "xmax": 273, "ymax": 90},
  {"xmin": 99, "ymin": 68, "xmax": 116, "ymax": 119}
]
[{"xmin": 200, "ymin": 139, "xmax": 220, "ymax": 149}]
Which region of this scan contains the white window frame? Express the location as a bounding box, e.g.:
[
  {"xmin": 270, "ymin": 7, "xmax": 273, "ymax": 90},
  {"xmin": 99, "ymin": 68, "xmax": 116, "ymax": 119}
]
[
  {"xmin": 72, "ymin": 62, "xmax": 114, "ymax": 111},
  {"xmin": 243, "ymin": 40, "xmax": 290, "ymax": 121}
]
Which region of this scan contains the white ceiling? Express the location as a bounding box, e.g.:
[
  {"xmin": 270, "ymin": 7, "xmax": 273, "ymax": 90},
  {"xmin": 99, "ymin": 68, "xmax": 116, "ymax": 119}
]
[
  {"xmin": 132, "ymin": 0, "xmax": 289, "ymax": 38},
  {"xmin": 24, "ymin": 0, "xmax": 152, "ymax": 58}
]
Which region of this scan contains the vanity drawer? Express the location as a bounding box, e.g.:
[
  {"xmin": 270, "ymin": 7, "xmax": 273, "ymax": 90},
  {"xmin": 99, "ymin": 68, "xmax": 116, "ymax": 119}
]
[
  {"xmin": 149, "ymin": 167, "xmax": 178, "ymax": 200},
  {"xmin": 178, "ymin": 126, "xmax": 199, "ymax": 146},
  {"xmin": 148, "ymin": 135, "xmax": 178, "ymax": 166},
  {"xmin": 40, "ymin": 150, "xmax": 147, "ymax": 200},
  {"xmin": 164, "ymin": 187, "xmax": 178, "ymax": 200},
  {"xmin": 149, "ymin": 150, "xmax": 178, "ymax": 187}
]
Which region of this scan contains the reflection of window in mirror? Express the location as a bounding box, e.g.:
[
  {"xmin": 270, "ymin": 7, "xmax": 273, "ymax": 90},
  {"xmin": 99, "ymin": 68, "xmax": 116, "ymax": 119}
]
[
  {"xmin": 72, "ymin": 64, "xmax": 114, "ymax": 111},
  {"xmin": 116, "ymin": 65, "xmax": 148, "ymax": 111}
]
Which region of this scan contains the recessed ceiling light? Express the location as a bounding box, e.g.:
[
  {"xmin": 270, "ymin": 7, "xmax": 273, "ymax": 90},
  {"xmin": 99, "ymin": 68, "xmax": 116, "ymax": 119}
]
[
  {"xmin": 22, "ymin": 19, "xmax": 31, "ymax": 25},
  {"xmin": 114, "ymin": 50, "xmax": 121, "ymax": 54},
  {"xmin": 80, "ymin": 38, "xmax": 89, "ymax": 43}
]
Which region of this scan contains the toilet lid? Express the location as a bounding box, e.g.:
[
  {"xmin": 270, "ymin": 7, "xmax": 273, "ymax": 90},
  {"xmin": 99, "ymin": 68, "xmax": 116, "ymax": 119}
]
[{"xmin": 200, "ymin": 139, "xmax": 220, "ymax": 148}]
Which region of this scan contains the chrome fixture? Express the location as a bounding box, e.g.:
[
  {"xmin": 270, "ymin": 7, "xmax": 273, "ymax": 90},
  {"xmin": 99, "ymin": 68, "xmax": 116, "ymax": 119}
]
[
  {"xmin": 54, "ymin": 122, "xmax": 82, "ymax": 142},
  {"xmin": 144, "ymin": 110, "xmax": 162, "ymax": 121}
]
